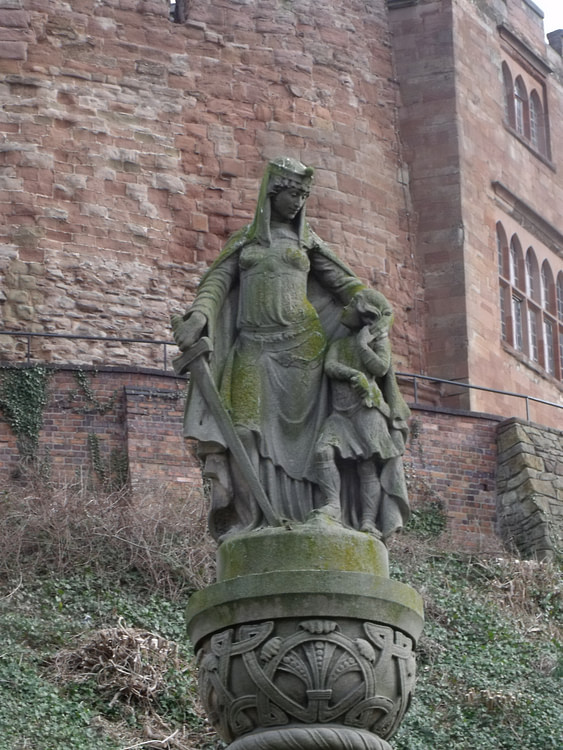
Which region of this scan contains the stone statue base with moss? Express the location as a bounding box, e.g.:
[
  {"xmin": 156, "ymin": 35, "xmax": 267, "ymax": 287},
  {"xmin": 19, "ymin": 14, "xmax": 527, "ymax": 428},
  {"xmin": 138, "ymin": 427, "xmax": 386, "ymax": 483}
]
[{"xmin": 186, "ymin": 516, "xmax": 423, "ymax": 750}]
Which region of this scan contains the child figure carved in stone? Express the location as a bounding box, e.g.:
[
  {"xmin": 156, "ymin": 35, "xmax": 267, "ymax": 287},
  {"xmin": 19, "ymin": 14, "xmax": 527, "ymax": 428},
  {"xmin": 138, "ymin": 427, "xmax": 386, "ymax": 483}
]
[{"xmin": 315, "ymin": 289, "xmax": 410, "ymax": 540}]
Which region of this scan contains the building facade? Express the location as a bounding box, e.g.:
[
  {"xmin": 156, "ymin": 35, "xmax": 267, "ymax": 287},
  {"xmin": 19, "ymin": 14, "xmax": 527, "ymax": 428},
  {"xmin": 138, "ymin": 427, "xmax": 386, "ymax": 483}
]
[{"xmin": 390, "ymin": 0, "xmax": 563, "ymax": 426}]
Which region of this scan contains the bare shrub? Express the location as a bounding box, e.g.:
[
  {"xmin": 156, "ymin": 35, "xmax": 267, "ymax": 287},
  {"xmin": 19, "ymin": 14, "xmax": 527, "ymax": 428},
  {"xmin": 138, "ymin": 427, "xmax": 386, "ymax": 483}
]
[
  {"xmin": 468, "ymin": 556, "xmax": 562, "ymax": 638},
  {"xmin": 52, "ymin": 622, "xmax": 182, "ymax": 708},
  {"xmin": 0, "ymin": 482, "xmax": 216, "ymax": 596},
  {"xmin": 51, "ymin": 621, "xmax": 220, "ymax": 749}
]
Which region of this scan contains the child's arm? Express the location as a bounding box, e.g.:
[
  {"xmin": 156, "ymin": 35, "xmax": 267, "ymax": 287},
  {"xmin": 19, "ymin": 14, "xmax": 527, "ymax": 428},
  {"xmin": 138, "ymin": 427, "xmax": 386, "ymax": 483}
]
[
  {"xmin": 357, "ymin": 326, "xmax": 391, "ymax": 376},
  {"xmin": 324, "ymin": 339, "xmax": 358, "ymax": 381},
  {"xmin": 325, "ymin": 339, "xmax": 372, "ymax": 400}
]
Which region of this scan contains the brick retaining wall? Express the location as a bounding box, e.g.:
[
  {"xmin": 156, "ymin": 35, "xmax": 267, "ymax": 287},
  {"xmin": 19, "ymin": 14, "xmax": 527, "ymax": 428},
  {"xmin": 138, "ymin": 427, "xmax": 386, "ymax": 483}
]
[
  {"xmin": 405, "ymin": 407, "xmax": 503, "ymax": 554},
  {"xmin": 0, "ymin": 366, "xmax": 507, "ymax": 553}
]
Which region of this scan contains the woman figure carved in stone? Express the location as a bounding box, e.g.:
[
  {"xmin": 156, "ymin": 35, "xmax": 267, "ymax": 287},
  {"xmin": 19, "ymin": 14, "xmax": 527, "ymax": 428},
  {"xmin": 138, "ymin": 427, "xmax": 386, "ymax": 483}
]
[{"xmin": 173, "ymin": 157, "xmax": 366, "ymax": 539}]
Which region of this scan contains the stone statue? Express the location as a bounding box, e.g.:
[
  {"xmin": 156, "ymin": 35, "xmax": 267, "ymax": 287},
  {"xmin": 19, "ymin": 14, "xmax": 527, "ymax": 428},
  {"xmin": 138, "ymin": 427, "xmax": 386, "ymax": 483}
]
[
  {"xmin": 176, "ymin": 159, "xmax": 423, "ymax": 750},
  {"xmin": 172, "ymin": 156, "xmax": 409, "ymax": 542},
  {"xmin": 314, "ymin": 289, "xmax": 410, "ymax": 540}
]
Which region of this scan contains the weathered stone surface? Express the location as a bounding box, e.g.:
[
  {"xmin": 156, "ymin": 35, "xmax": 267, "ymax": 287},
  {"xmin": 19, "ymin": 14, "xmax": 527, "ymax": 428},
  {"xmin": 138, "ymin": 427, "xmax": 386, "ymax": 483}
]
[
  {"xmin": 496, "ymin": 419, "xmax": 563, "ymax": 560},
  {"xmin": 187, "ymin": 525, "xmax": 423, "ymax": 750},
  {"xmin": 0, "ymin": 0, "xmax": 424, "ymax": 374}
]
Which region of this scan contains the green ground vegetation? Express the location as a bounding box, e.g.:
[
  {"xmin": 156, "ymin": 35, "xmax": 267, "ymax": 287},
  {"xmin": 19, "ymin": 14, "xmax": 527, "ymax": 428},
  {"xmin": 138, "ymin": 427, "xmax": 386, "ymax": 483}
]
[{"xmin": 0, "ymin": 485, "xmax": 561, "ymax": 750}]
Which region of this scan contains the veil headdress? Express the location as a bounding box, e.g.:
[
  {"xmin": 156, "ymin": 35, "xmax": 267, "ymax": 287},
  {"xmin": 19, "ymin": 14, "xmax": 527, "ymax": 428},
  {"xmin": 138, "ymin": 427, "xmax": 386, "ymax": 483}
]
[{"xmin": 246, "ymin": 157, "xmax": 315, "ymax": 247}]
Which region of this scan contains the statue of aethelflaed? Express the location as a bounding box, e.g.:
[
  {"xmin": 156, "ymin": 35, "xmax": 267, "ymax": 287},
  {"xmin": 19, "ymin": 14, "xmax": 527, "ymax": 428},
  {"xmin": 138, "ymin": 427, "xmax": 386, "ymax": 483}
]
[{"xmin": 172, "ymin": 157, "xmax": 410, "ymax": 542}]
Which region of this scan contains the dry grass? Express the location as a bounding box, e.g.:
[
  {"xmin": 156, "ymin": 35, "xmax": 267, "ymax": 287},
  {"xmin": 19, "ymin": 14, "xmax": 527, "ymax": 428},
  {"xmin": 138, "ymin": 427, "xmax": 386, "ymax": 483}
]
[
  {"xmin": 50, "ymin": 621, "xmax": 219, "ymax": 749},
  {"xmin": 0, "ymin": 482, "xmax": 216, "ymax": 597},
  {"xmin": 52, "ymin": 622, "xmax": 183, "ymax": 708}
]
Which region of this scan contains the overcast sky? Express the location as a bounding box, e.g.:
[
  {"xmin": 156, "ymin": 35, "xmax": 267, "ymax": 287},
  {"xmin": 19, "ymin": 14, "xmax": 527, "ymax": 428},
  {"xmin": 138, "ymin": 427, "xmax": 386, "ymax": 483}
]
[{"xmin": 537, "ymin": 0, "xmax": 563, "ymax": 34}]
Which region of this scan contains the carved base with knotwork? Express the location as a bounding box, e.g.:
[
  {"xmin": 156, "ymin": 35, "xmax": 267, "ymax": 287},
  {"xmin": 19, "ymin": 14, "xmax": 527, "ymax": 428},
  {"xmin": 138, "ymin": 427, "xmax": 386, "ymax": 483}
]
[{"xmin": 186, "ymin": 522, "xmax": 423, "ymax": 750}]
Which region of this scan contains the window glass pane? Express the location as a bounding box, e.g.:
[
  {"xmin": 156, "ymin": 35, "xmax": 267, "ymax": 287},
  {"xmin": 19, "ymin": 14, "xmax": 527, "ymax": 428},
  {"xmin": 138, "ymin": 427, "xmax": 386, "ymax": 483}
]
[
  {"xmin": 525, "ymin": 252, "xmax": 535, "ymax": 297},
  {"xmin": 512, "ymin": 296, "xmax": 523, "ymax": 351},
  {"xmin": 528, "ymin": 309, "xmax": 538, "ymax": 361},
  {"xmin": 500, "ymin": 286, "xmax": 507, "ymax": 341},
  {"xmin": 530, "ymin": 97, "xmax": 538, "ymax": 149},
  {"xmin": 510, "ymin": 240, "xmax": 520, "ymax": 287},
  {"xmin": 544, "ymin": 320, "xmax": 555, "ymax": 375},
  {"xmin": 529, "ymin": 91, "xmax": 546, "ymax": 155},
  {"xmin": 557, "ymin": 274, "xmax": 563, "ymax": 323},
  {"xmin": 514, "ymin": 79, "xmax": 526, "ymax": 136},
  {"xmin": 541, "ymin": 263, "xmax": 554, "ymax": 312},
  {"xmin": 502, "ymin": 63, "xmax": 514, "ymax": 127}
]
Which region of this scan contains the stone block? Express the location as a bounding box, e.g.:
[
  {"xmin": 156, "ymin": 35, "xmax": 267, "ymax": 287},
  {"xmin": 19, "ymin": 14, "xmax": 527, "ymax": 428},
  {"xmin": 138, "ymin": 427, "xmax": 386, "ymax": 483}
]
[{"xmin": 153, "ymin": 173, "xmax": 185, "ymax": 193}]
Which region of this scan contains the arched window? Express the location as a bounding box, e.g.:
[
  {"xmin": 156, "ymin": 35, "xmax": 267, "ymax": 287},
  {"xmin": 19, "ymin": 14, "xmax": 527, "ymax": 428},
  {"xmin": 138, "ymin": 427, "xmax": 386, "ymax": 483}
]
[
  {"xmin": 509, "ymin": 235, "xmax": 523, "ymax": 289},
  {"xmin": 525, "ymin": 249, "xmax": 540, "ymax": 362},
  {"xmin": 514, "ymin": 77, "xmax": 528, "ymax": 138},
  {"xmin": 529, "ymin": 90, "xmax": 546, "ymax": 154},
  {"xmin": 501, "ymin": 61, "xmax": 551, "ymax": 161},
  {"xmin": 502, "ymin": 62, "xmax": 515, "ymax": 127},
  {"xmin": 540, "ymin": 261, "xmax": 554, "ymax": 313},
  {"xmin": 497, "ymin": 222, "xmax": 508, "ymax": 276},
  {"xmin": 497, "ymin": 227, "xmax": 562, "ymax": 380},
  {"xmin": 540, "ymin": 262, "xmax": 557, "ymax": 376},
  {"xmin": 525, "ymin": 248, "xmax": 538, "ymax": 299},
  {"xmin": 497, "ymin": 224, "xmax": 510, "ymax": 342},
  {"xmin": 557, "ymin": 272, "xmax": 563, "ymax": 323}
]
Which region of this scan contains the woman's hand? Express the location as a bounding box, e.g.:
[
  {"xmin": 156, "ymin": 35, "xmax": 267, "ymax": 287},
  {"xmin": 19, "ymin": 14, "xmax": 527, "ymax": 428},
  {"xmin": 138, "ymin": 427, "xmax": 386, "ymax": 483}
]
[{"xmin": 171, "ymin": 311, "xmax": 208, "ymax": 351}]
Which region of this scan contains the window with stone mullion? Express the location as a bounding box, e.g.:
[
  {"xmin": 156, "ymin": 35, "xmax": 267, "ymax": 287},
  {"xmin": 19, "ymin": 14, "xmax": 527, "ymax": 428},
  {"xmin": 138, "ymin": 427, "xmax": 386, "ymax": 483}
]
[
  {"xmin": 527, "ymin": 306, "xmax": 539, "ymax": 362},
  {"xmin": 512, "ymin": 295, "xmax": 525, "ymax": 352},
  {"xmin": 557, "ymin": 273, "xmax": 563, "ymax": 323},
  {"xmin": 543, "ymin": 318, "xmax": 556, "ymax": 376}
]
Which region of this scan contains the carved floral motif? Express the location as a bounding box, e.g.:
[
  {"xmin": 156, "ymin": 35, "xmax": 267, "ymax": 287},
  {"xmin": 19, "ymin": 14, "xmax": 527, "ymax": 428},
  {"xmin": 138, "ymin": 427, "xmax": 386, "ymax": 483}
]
[{"xmin": 197, "ymin": 618, "xmax": 416, "ymax": 745}]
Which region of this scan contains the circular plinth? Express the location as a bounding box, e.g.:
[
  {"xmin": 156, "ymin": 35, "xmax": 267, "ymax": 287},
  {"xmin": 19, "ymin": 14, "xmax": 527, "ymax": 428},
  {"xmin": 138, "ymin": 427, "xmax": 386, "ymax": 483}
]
[
  {"xmin": 228, "ymin": 725, "xmax": 393, "ymax": 750},
  {"xmin": 186, "ymin": 524, "xmax": 423, "ymax": 748},
  {"xmin": 216, "ymin": 518, "xmax": 390, "ymax": 582}
]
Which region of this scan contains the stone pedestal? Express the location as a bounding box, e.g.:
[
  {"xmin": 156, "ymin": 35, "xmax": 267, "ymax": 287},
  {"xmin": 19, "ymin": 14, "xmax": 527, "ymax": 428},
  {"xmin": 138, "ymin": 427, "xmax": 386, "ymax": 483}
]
[{"xmin": 186, "ymin": 518, "xmax": 423, "ymax": 750}]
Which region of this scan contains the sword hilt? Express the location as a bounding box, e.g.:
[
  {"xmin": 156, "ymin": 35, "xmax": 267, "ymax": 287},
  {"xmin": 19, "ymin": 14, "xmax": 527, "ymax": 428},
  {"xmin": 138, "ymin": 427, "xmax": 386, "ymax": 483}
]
[{"xmin": 172, "ymin": 337, "xmax": 213, "ymax": 375}]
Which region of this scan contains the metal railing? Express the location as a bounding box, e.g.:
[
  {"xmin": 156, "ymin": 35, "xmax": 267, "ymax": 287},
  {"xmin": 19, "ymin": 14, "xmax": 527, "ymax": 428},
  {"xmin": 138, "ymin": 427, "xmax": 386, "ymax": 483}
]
[
  {"xmin": 0, "ymin": 329, "xmax": 175, "ymax": 371},
  {"xmin": 396, "ymin": 372, "xmax": 562, "ymax": 422},
  {"xmin": 1, "ymin": 329, "xmax": 561, "ymax": 422}
]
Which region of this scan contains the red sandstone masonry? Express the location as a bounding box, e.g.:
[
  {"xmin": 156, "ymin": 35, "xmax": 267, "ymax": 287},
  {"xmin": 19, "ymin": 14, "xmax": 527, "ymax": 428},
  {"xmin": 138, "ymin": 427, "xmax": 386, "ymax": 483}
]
[{"xmin": 0, "ymin": 0, "xmax": 424, "ymax": 374}]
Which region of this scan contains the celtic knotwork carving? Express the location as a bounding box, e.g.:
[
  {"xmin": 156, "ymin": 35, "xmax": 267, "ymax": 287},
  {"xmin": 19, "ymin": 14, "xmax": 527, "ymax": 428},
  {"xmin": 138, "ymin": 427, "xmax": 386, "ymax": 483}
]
[
  {"xmin": 363, "ymin": 624, "xmax": 416, "ymax": 736},
  {"xmin": 196, "ymin": 619, "xmax": 416, "ymax": 743}
]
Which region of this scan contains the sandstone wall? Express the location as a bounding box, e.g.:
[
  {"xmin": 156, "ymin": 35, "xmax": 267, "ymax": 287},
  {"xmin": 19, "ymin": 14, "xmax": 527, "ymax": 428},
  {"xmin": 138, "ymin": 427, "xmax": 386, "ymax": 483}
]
[
  {"xmin": 453, "ymin": 0, "xmax": 563, "ymax": 420},
  {"xmin": 389, "ymin": 0, "xmax": 467, "ymax": 388},
  {"xmin": 497, "ymin": 418, "xmax": 563, "ymax": 560},
  {"xmin": 0, "ymin": 0, "xmax": 424, "ymax": 371}
]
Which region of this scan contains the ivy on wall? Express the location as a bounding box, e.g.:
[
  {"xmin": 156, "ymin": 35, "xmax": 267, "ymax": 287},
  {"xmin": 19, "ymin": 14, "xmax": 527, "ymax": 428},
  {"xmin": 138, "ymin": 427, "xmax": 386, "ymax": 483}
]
[
  {"xmin": 0, "ymin": 365, "xmax": 50, "ymax": 462},
  {"xmin": 70, "ymin": 370, "xmax": 119, "ymax": 414},
  {"xmin": 87, "ymin": 433, "xmax": 129, "ymax": 492}
]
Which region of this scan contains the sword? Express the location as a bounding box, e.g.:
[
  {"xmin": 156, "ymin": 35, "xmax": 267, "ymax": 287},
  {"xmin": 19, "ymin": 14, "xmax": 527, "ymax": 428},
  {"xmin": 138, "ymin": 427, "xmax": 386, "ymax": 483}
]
[{"xmin": 173, "ymin": 337, "xmax": 281, "ymax": 527}]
